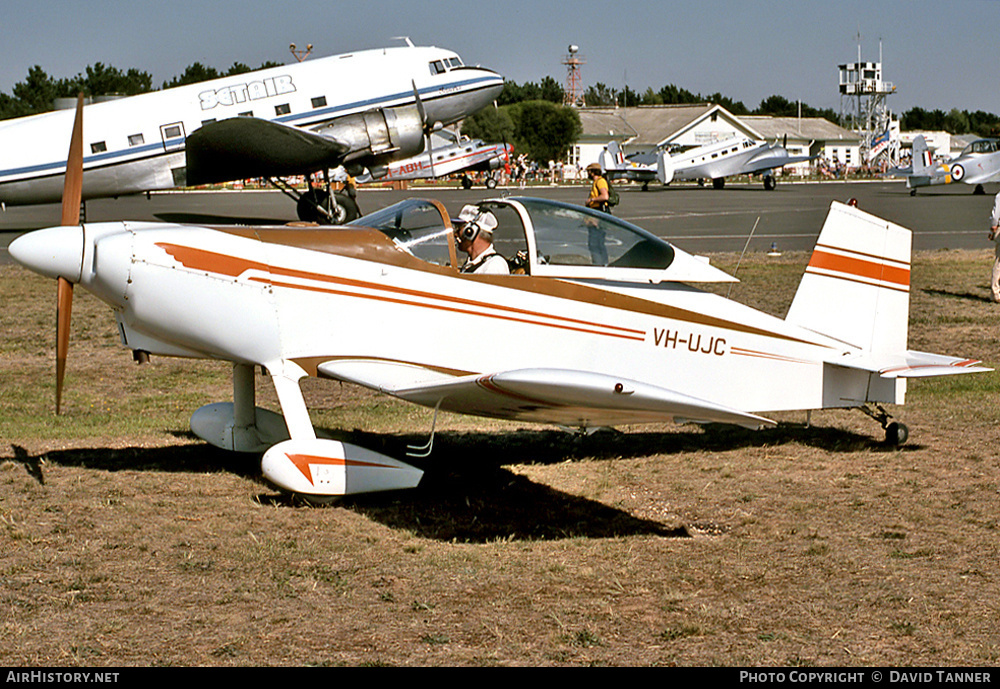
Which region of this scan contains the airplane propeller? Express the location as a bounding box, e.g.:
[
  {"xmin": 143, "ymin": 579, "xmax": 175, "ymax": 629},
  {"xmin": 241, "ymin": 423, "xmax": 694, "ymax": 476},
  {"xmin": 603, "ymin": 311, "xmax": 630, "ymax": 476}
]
[
  {"xmin": 411, "ymin": 80, "xmax": 441, "ymax": 177},
  {"xmin": 55, "ymin": 94, "xmax": 85, "ymax": 413}
]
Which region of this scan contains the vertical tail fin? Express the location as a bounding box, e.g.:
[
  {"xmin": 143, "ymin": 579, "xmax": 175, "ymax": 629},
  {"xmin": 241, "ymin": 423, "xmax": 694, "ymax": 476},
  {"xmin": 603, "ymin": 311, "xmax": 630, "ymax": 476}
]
[
  {"xmin": 656, "ymin": 147, "xmax": 675, "ymax": 184},
  {"xmin": 912, "ymin": 135, "xmax": 932, "ymax": 175},
  {"xmin": 601, "ymin": 140, "xmax": 624, "ymax": 171},
  {"xmin": 785, "ymin": 202, "xmax": 911, "ymax": 353}
]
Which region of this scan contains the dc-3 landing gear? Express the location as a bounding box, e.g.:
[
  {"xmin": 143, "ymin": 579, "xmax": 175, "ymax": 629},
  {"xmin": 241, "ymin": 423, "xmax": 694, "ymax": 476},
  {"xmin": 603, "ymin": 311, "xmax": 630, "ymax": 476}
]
[
  {"xmin": 859, "ymin": 403, "xmax": 910, "ymax": 447},
  {"xmin": 268, "ymin": 172, "xmax": 361, "ymax": 224}
]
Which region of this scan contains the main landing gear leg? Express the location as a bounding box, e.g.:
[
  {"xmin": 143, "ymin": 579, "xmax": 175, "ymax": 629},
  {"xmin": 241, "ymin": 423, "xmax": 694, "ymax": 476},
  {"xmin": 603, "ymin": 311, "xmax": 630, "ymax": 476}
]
[
  {"xmin": 859, "ymin": 403, "xmax": 909, "ymax": 447},
  {"xmin": 268, "ymin": 175, "xmax": 360, "ymax": 224}
]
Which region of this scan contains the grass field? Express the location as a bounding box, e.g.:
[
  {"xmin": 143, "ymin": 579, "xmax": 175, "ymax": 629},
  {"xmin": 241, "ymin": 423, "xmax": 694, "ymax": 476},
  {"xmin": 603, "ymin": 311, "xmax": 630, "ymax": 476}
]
[{"xmin": 1, "ymin": 249, "xmax": 999, "ymax": 666}]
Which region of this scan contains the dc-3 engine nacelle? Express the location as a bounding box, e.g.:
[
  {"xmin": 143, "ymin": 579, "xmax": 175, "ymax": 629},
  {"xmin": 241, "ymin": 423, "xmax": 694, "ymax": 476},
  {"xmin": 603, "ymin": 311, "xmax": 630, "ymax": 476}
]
[{"xmin": 319, "ymin": 104, "xmax": 426, "ymax": 168}]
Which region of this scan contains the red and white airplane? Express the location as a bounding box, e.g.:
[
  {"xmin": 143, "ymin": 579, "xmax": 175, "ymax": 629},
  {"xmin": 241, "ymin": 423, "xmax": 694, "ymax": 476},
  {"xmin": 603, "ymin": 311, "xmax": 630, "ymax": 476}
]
[
  {"xmin": 9, "ymin": 99, "xmax": 990, "ymax": 499},
  {"xmin": 358, "ymin": 129, "xmax": 513, "ymax": 189},
  {"xmin": 0, "ymin": 42, "xmax": 503, "ymax": 222}
]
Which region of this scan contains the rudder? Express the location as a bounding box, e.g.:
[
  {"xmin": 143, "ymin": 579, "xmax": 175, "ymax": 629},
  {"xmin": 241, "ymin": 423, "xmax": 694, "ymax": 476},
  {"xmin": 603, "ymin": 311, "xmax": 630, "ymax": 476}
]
[{"xmin": 785, "ymin": 201, "xmax": 911, "ymax": 354}]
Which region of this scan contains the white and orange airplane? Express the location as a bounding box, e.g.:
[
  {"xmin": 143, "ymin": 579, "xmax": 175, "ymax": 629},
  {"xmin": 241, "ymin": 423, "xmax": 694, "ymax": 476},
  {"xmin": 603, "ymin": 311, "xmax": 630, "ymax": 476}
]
[
  {"xmin": 0, "ymin": 41, "xmax": 503, "ymax": 222},
  {"xmin": 9, "ymin": 98, "xmax": 990, "ymax": 499}
]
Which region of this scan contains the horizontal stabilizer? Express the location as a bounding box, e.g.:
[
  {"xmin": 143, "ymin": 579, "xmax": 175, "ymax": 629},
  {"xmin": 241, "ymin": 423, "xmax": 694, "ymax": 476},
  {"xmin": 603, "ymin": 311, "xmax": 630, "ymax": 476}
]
[
  {"xmin": 846, "ymin": 350, "xmax": 991, "ymax": 379},
  {"xmin": 186, "ymin": 117, "xmax": 349, "ymax": 185}
]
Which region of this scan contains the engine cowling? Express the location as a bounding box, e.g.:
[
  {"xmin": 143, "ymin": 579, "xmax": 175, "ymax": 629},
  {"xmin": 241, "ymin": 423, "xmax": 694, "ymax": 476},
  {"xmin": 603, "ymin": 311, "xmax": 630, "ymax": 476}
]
[{"xmin": 316, "ymin": 104, "xmax": 425, "ymax": 168}]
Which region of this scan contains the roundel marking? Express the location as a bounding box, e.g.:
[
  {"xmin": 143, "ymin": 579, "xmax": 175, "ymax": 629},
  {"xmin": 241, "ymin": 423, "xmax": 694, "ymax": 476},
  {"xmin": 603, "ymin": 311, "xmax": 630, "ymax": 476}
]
[{"xmin": 951, "ymin": 163, "xmax": 965, "ymax": 181}]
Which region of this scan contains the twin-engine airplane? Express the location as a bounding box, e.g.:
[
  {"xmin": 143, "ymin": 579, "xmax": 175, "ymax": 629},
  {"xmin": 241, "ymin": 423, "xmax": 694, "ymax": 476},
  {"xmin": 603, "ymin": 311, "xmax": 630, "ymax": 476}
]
[
  {"xmin": 600, "ymin": 136, "xmax": 813, "ymax": 190},
  {"xmin": 9, "ymin": 99, "xmax": 989, "ymax": 499},
  {"xmin": 0, "ymin": 42, "xmax": 503, "ymax": 222},
  {"xmin": 903, "ymin": 135, "xmax": 1000, "ymax": 195},
  {"xmin": 356, "ymin": 129, "xmax": 512, "ymax": 189}
]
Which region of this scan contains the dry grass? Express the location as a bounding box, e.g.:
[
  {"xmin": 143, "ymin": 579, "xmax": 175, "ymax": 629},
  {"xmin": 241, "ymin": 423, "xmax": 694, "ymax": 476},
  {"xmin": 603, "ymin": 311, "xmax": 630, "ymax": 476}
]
[{"xmin": 1, "ymin": 249, "xmax": 999, "ymax": 667}]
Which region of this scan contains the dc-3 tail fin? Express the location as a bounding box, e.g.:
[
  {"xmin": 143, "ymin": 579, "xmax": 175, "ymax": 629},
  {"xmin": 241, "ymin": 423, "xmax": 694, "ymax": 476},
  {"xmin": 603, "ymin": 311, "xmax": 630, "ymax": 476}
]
[{"xmin": 786, "ymin": 201, "xmax": 911, "ymax": 353}]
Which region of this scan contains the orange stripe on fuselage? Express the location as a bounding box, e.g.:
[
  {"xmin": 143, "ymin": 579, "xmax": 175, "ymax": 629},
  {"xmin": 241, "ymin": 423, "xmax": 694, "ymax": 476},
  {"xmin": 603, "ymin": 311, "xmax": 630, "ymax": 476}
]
[{"xmin": 156, "ymin": 242, "xmax": 645, "ymax": 341}]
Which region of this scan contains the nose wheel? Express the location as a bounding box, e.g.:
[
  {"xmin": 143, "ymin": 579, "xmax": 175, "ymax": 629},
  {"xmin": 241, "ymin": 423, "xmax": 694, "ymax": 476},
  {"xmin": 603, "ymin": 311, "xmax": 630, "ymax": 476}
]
[{"xmin": 860, "ymin": 404, "xmax": 909, "ymax": 447}]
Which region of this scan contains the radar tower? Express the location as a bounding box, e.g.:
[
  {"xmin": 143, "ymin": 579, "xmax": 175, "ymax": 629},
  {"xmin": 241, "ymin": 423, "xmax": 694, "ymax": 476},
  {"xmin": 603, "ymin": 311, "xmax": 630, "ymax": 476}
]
[{"xmin": 563, "ymin": 45, "xmax": 585, "ymax": 107}]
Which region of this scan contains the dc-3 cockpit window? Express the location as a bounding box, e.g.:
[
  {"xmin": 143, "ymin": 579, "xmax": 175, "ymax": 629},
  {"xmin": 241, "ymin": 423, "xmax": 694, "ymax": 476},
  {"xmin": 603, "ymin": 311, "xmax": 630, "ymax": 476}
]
[
  {"xmin": 516, "ymin": 198, "xmax": 675, "ymax": 270},
  {"xmin": 429, "ymin": 56, "xmax": 465, "ymax": 75}
]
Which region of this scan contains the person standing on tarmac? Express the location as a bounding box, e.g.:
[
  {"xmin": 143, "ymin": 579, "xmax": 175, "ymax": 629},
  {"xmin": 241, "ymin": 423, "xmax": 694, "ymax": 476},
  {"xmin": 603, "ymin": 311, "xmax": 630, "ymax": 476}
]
[
  {"xmin": 988, "ymin": 190, "xmax": 1000, "ymax": 302},
  {"xmin": 585, "ymin": 163, "xmax": 610, "ymax": 213}
]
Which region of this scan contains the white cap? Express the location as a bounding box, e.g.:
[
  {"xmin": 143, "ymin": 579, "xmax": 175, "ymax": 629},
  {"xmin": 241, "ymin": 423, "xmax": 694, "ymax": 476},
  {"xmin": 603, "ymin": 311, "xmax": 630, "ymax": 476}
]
[{"xmin": 457, "ymin": 205, "xmax": 498, "ymax": 235}]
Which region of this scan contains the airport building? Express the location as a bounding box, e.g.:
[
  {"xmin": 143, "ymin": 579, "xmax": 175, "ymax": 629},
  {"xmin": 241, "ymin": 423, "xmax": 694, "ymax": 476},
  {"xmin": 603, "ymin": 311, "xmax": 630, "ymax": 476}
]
[{"xmin": 570, "ymin": 104, "xmax": 861, "ymax": 179}]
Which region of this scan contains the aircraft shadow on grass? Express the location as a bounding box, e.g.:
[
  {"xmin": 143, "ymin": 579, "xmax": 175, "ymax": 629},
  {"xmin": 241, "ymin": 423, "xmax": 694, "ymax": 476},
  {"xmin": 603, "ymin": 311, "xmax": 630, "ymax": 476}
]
[
  {"xmin": 921, "ymin": 287, "xmax": 995, "ymax": 304},
  {"xmin": 8, "ymin": 422, "xmax": 899, "ymax": 543}
]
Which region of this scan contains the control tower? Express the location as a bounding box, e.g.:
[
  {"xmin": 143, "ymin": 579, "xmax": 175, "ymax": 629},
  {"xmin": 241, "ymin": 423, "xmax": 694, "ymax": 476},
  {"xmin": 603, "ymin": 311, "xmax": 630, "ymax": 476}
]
[{"xmin": 839, "ymin": 41, "xmax": 898, "ymax": 167}]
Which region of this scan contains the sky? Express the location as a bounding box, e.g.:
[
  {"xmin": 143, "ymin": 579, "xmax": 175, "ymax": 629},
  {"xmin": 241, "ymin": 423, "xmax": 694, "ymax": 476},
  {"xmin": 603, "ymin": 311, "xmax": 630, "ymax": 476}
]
[{"xmin": 2, "ymin": 0, "xmax": 999, "ymax": 116}]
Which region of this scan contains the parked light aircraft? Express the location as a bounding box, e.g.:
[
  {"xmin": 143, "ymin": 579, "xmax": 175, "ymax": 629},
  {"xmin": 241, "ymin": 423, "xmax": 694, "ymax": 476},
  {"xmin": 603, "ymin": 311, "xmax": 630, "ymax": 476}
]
[
  {"xmin": 9, "ymin": 99, "xmax": 989, "ymax": 499},
  {"xmin": 356, "ymin": 129, "xmax": 512, "ymax": 188},
  {"xmin": 600, "ymin": 137, "xmax": 813, "ymax": 190},
  {"xmin": 903, "ymin": 135, "xmax": 1000, "ymax": 195},
  {"xmin": 0, "ymin": 43, "xmax": 503, "ymax": 222}
]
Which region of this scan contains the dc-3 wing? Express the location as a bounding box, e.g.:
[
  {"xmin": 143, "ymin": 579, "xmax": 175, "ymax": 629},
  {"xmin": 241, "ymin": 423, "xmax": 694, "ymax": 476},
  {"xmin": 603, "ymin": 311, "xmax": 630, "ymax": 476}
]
[
  {"xmin": 185, "ymin": 118, "xmax": 351, "ymax": 185},
  {"xmin": 318, "ymin": 360, "xmax": 776, "ymax": 430}
]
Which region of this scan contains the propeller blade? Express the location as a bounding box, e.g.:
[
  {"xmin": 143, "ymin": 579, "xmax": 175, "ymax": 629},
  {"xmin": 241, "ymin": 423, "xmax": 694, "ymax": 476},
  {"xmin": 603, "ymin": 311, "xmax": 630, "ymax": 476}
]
[
  {"xmin": 56, "ymin": 277, "xmax": 73, "ymax": 414},
  {"xmin": 54, "ymin": 93, "xmax": 84, "ymax": 413},
  {"xmin": 61, "ymin": 94, "xmax": 85, "ymax": 226},
  {"xmin": 411, "ymin": 80, "xmax": 427, "ymax": 130}
]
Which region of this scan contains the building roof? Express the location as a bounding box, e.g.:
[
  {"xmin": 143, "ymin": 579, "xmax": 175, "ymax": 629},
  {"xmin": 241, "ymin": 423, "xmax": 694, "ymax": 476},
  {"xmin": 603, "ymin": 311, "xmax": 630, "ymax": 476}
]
[
  {"xmin": 576, "ymin": 105, "xmax": 859, "ymax": 148},
  {"xmin": 739, "ymin": 115, "xmax": 860, "ymax": 144},
  {"xmin": 577, "ymin": 104, "xmax": 716, "ymax": 147}
]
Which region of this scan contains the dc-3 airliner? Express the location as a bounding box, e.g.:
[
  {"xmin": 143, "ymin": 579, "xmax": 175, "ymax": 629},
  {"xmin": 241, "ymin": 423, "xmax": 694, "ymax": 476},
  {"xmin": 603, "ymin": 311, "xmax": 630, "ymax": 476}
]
[
  {"xmin": 9, "ymin": 99, "xmax": 990, "ymax": 499},
  {"xmin": 600, "ymin": 136, "xmax": 813, "ymax": 190},
  {"xmin": 0, "ymin": 42, "xmax": 503, "ymax": 222}
]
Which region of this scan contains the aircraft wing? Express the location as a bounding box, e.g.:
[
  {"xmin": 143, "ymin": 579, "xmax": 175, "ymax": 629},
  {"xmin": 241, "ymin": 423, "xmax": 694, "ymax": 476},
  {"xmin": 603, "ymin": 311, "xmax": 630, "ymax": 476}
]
[
  {"xmin": 318, "ymin": 360, "xmax": 775, "ymax": 430},
  {"xmin": 185, "ymin": 117, "xmax": 351, "ymax": 186},
  {"xmin": 741, "ymin": 145, "xmax": 814, "ymax": 175}
]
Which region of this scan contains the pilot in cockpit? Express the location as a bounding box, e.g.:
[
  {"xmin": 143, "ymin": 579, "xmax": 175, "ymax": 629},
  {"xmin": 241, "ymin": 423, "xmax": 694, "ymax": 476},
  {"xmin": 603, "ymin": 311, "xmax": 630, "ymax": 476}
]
[{"xmin": 454, "ymin": 205, "xmax": 509, "ymax": 275}]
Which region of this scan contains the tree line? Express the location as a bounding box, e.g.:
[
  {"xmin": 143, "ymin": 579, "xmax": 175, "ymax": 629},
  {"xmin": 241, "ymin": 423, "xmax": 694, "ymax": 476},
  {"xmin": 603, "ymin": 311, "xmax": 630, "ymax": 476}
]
[
  {"xmin": 0, "ymin": 61, "xmax": 281, "ymax": 120},
  {"xmin": 2, "ymin": 63, "xmax": 997, "ymax": 166},
  {"xmin": 491, "ymin": 76, "xmax": 1000, "ymax": 138}
]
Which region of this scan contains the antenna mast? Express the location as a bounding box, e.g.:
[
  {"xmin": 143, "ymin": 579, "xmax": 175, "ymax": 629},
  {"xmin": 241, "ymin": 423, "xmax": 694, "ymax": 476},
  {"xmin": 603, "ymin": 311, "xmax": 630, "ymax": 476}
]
[{"xmin": 563, "ymin": 45, "xmax": 585, "ymax": 107}]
